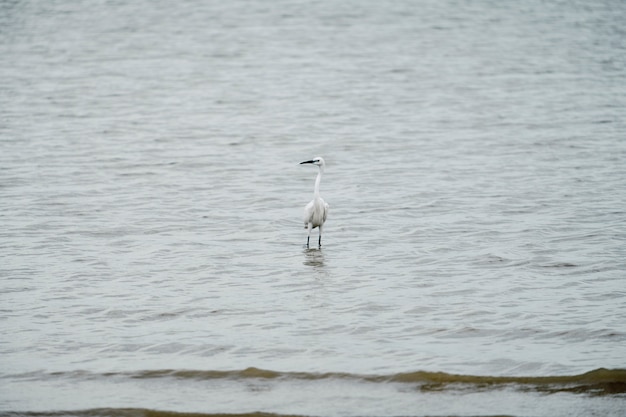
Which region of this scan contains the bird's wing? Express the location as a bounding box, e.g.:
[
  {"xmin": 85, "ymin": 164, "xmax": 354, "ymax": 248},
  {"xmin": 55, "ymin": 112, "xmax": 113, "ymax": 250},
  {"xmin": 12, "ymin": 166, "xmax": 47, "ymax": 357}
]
[
  {"xmin": 303, "ymin": 200, "xmax": 314, "ymax": 226},
  {"xmin": 323, "ymin": 201, "xmax": 329, "ymax": 223}
]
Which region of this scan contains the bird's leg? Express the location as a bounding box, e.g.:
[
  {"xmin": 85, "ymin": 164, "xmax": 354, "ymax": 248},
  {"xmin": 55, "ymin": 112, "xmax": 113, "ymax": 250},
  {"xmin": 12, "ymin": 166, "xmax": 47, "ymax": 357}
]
[
  {"xmin": 306, "ymin": 223, "xmax": 312, "ymax": 248},
  {"xmin": 318, "ymin": 225, "xmax": 323, "ymax": 247}
]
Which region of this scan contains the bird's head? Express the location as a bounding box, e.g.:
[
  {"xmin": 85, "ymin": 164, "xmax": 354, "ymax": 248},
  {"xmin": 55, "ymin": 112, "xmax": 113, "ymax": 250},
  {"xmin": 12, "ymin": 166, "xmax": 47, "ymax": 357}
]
[{"xmin": 300, "ymin": 156, "xmax": 325, "ymax": 167}]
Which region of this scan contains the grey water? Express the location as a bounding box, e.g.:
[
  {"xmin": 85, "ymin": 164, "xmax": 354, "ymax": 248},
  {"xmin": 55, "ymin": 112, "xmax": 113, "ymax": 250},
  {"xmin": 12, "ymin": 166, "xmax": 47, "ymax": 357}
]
[{"xmin": 1, "ymin": 0, "xmax": 626, "ymax": 416}]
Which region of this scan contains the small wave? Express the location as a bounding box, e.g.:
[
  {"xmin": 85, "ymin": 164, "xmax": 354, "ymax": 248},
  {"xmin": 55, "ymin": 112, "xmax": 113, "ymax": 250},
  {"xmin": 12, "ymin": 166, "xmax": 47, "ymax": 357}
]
[
  {"xmin": 9, "ymin": 367, "xmax": 626, "ymax": 396},
  {"xmin": 389, "ymin": 368, "xmax": 626, "ymax": 395}
]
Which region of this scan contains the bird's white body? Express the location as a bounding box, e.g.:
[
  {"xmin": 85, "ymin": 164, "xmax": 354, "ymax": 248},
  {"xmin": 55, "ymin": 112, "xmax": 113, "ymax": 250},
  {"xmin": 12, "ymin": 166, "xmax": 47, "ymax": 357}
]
[
  {"xmin": 304, "ymin": 198, "xmax": 328, "ymax": 229},
  {"xmin": 300, "ymin": 156, "xmax": 329, "ymax": 247}
]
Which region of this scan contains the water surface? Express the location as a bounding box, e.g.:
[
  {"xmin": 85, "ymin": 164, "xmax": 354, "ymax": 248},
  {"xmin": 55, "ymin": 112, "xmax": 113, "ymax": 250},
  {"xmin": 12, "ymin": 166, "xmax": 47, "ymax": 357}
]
[{"xmin": 1, "ymin": 0, "xmax": 625, "ymax": 415}]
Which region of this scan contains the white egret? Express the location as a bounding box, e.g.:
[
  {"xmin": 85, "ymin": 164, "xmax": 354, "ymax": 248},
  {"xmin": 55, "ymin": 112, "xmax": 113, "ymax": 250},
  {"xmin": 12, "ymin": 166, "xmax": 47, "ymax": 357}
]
[{"xmin": 300, "ymin": 156, "xmax": 329, "ymax": 248}]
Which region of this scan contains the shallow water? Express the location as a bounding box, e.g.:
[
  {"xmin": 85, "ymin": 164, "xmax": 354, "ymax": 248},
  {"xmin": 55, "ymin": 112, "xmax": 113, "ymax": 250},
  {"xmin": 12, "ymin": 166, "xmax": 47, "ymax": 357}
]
[{"xmin": 1, "ymin": 0, "xmax": 626, "ymax": 416}]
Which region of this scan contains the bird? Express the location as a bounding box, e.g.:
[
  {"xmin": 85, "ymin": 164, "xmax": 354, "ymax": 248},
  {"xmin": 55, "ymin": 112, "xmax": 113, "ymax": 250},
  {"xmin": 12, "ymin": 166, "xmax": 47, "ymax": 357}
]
[{"xmin": 300, "ymin": 156, "xmax": 330, "ymax": 248}]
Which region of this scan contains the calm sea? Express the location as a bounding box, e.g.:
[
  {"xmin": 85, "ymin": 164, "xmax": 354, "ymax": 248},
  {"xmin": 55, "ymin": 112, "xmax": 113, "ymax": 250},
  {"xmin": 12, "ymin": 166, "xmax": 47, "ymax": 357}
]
[{"xmin": 1, "ymin": 0, "xmax": 625, "ymax": 416}]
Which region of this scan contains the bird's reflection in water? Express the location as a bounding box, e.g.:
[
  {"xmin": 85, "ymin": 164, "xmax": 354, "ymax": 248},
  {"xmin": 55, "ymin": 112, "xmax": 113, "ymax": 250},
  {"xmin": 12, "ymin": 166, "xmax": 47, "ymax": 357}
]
[{"xmin": 303, "ymin": 247, "xmax": 325, "ymax": 268}]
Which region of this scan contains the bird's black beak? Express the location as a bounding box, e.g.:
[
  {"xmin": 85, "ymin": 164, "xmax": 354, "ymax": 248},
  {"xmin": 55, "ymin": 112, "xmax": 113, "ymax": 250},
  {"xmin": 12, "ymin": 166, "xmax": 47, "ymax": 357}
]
[{"xmin": 300, "ymin": 160, "xmax": 315, "ymax": 165}]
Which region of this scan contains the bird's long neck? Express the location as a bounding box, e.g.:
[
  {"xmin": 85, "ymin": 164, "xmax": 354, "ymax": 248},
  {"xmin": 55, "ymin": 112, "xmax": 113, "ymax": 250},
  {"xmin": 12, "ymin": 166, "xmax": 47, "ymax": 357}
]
[{"xmin": 314, "ymin": 167, "xmax": 323, "ymax": 199}]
